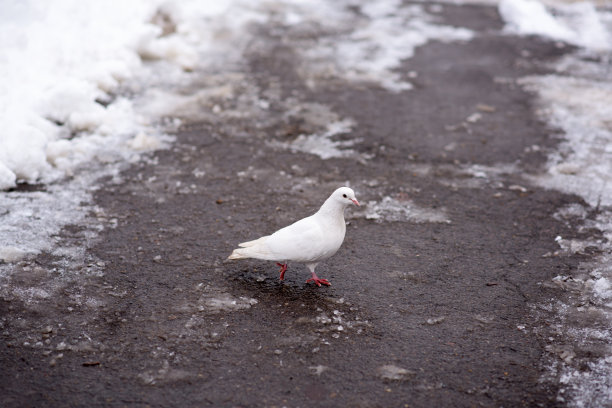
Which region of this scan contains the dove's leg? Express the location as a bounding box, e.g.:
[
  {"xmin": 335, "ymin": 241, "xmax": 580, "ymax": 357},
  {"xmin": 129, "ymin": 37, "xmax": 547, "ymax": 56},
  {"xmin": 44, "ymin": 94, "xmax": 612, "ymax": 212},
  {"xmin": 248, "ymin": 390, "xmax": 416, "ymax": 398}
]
[
  {"xmin": 305, "ymin": 263, "xmax": 330, "ymax": 287},
  {"xmin": 276, "ymin": 263, "xmax": 288, "ymax": 281}
]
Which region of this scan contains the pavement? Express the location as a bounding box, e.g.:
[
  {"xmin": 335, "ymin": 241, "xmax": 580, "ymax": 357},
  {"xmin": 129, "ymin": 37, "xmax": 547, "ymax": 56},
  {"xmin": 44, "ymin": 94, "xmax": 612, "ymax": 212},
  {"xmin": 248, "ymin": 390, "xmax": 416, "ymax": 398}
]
[{"xmin": 0, "ymin": 2, "xmax": 589, "ymax": 407}]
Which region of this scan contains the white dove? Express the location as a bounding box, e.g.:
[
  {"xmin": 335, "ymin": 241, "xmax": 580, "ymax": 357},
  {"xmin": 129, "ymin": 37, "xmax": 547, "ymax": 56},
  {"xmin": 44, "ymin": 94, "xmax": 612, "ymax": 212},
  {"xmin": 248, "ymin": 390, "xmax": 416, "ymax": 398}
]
[{"xmin": 227, "ymin": 187, "xmax": 359, "ymax": 286}]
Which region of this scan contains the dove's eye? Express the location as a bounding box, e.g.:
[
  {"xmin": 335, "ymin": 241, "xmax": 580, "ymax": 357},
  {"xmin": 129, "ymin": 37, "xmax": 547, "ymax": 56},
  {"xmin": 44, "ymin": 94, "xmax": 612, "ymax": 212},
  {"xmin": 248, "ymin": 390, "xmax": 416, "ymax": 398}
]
[{"xmin": 342, "ymin": 194, "xmax": 347, "ymax": 198}]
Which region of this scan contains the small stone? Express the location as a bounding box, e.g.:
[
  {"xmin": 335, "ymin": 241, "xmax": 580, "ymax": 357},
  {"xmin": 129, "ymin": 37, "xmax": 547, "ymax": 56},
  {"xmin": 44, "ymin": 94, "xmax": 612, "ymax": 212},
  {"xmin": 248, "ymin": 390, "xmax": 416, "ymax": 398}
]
[
  {"xmin": 425, "ymin": 316, "xmax": 446, "ymax": 325},
  {"xmin": 476, "ymin": 104, "xmax": 496, "ymax": 113},
  {"xmin": 466, "ymin": 112, "xmax": 482, "ymax": 123},
  {"xmin": 309, "ymin": 365, "xmax": 328, "ymax": 376},
  {"xmin": 555, "ymin": 163, "xmax": 580, "ymax": 175},
  {"xmin": 508, "ymin": 185, "xmax": 528, "ymax": 193},
  {"xmin": 474, "ymin": 314, "xmax": 494, "ymax": 324}
]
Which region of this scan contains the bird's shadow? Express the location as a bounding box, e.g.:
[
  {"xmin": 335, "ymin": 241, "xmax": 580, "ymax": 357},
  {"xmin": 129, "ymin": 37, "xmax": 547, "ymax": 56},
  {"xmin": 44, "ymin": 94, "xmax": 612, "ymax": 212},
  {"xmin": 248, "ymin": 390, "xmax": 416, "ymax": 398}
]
[
  {"xmin": 224, "ymin": 263, "xmax": 370, "ymax": 336},
  {"xmin": 228, "ymin": 263, "xmax": 333, "ymax": 303}
]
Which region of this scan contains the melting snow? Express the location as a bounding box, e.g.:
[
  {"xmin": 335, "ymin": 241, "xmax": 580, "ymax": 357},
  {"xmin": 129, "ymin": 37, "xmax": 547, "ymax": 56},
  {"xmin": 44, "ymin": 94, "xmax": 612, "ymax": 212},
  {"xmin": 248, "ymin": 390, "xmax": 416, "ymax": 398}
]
[
  {"xmin": 359, "ymin": 196, "xmax": 451, "ymax": 224},
  {"xmin": 499, "ymin": 0, "xmax": 612, "ymax": 51},
  {"xmin": 271, "ymin": 119, "xmax": 362, "ymax": 160},
  {"xmin": 300, "ymin": 1, "xmax": 473, "ymax": 92},
  {"xmin": 501, "ymin": 2, "xmax": 612, "ymax": 406},
  {"xmin": 377, "ymin": 364, "xmax": 414, "ymax": 381}
]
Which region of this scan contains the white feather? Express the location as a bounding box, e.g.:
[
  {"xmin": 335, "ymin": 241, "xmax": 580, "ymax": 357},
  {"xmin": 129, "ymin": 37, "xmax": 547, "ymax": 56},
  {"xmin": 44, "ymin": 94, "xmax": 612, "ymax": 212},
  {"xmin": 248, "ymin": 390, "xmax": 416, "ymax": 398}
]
[{"xmin": 227, "ymin": 187, "xmax": 359, "ymax": 282}]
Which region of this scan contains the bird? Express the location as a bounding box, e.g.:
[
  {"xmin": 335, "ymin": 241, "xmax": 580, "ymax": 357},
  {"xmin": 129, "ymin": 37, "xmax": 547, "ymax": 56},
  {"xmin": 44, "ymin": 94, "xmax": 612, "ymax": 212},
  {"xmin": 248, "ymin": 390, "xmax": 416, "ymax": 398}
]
[{"xmin": 227, "ymin": 186, "xmax": 360, "ymax": 286}]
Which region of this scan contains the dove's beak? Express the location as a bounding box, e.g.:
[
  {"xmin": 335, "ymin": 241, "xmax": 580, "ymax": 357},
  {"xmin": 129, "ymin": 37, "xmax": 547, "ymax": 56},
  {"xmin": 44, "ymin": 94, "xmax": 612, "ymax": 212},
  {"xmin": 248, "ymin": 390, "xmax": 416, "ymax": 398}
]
[{"xmin": 351, "ymin": 198, "xmax": 360, "ymax": 206}]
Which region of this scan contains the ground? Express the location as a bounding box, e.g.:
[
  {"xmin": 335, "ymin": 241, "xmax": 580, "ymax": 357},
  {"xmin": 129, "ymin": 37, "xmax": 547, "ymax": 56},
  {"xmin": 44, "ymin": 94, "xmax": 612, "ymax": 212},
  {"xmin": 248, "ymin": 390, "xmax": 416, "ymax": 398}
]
[{"xmin": 0, "ymin": 3, "xmax": 590, "ymax": 407}]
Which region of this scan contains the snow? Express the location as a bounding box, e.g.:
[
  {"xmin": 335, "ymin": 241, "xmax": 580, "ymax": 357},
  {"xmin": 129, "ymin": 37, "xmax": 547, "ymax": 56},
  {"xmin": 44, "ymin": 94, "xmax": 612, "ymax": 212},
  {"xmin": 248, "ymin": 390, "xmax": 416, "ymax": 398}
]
[
  {"xmin": 0, "ymin": 0, "xmax": 269, "ymax": 191},
  {"xmin": 358, "ymin": 196, "xmax": 451, "ymax": 224},
  {"xmin": 499, "ymin": 1, "xmax": 612, "ymax": 407},
  {"xmin": 499, "ymin": 0, "xmax": 612, "ymax": 51},
  {"xmin": 271, "ymin": 119, "xmax": 362, "ymax": 160},
  {"xmin": 593, "ymin": 277, "xmax": 612, "ymax": 300},
  {"xmin": 0, "ymin": 0, "xmax": 155, "ymax": 189},
  {"xmin": 0, "ymin": 247, "xmax": 27, "ymax": 263},
  {"xmin": 499, "ymin": 0, "xmax": 576, "ymax": 42},
  {"xmin": 521, "ymin": 74, "xmax": 612, "ymax": 207}
]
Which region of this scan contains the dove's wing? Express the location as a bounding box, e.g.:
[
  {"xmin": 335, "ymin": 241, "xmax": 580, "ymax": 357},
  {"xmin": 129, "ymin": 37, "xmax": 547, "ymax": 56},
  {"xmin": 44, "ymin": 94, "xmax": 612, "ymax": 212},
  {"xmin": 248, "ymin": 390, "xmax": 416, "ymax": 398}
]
[
  {"xmin": 227, "ymin": 186, "xmax": 356, "ymax": 265},
  {"xmin": 266, "ymin": 214, "xmax": 345, "ymax": 263}
]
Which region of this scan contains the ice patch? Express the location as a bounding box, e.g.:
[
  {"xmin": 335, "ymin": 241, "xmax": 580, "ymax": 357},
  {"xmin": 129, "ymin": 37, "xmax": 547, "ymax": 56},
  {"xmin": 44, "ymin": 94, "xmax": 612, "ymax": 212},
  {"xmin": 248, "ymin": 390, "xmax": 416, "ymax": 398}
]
[
  {"xmin": 13, "ymin": 287, "xmax": 51, "ymax": 301},
  {"xmin": 556, "ymin": 358, "xmax": 612, "ymax": 408},
  {"xmin": 201, "ymin": 293, "xmax": 258, "ymax": 313},
  {"xmin": 554, "ymin": 203, "xmax": 589, "ymax": 222},
  {"xmin": 593, "ymin": 278, "xmax": 612, "ymax": 300},
  {"xmin": 377, "ymin": 364, "xmax": 414, "ymax": 381},
  {"xmin": 138, "ymin": 360, "xmax": 192, "ymax": 385},
  {"xmin": 271, "ymin": 119, "xmax": 362, "ymax": 160},
  {"xmin": 358, "ymin": 196, "xmax": 451, "ymax": 224},
  {"xmin": 0, "ymin": 182, "xmax": 92, "ymax": 267}
]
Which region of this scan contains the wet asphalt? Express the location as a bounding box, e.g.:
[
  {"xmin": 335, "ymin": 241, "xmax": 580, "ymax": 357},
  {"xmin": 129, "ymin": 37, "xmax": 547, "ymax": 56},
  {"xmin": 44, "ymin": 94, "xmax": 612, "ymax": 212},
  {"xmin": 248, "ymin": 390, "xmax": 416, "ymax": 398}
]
[{"xmin": 0, "ymin": 3, "xmax": 591, "ymax": 407}]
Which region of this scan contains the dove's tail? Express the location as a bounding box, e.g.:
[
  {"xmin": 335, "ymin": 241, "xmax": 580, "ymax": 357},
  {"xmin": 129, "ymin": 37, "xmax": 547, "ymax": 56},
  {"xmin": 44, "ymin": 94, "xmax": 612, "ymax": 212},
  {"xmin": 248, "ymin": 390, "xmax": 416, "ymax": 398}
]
[
  {"xmin": 227, "ymin": 248, "xmax": 249, "ymax": 260},
  {"xmin": 237, "ymin": 236, "xmax": 269, "ymax": 248},
  {"xmin": 227, "ymin": 236, "xmax": 271, "ymax": 260}
]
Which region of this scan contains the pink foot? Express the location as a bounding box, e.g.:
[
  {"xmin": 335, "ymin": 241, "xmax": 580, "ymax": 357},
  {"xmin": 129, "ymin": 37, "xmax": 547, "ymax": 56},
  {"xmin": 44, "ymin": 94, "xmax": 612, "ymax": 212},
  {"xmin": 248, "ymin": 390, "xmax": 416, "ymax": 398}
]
[
  {"xmin": 276, "ymin": 263, "xmax": 288, "ymax": 281},
  {"xmin": 306, "ymin": 272, "xmax": 331, "ymax": 287}
]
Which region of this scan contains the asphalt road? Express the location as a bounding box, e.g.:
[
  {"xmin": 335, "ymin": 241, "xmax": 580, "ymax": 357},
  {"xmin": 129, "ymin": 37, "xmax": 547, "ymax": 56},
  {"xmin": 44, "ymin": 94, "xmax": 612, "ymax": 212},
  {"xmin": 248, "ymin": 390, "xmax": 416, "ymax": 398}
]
[{"xmin": 0, "ymin": 3, "xmax": 588, "ymax": 407}]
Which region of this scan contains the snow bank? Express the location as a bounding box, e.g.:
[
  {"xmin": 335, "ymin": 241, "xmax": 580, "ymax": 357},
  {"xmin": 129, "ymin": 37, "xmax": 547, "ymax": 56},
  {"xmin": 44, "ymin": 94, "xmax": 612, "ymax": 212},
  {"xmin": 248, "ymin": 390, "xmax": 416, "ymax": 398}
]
[
  {"xmin": 521, "ymin": 74, "xmax": 612, "ymax": 207},
  {"xmin": 0, "ymin": 0, "xmax": 263, "ymax": 190},
  {"xmin": 1, "ymin": 1, "xmax": 139, "ymax": 188},
  {"xmin": 499, "ymin": 0, "xmax": 612, "ymax": 51}
]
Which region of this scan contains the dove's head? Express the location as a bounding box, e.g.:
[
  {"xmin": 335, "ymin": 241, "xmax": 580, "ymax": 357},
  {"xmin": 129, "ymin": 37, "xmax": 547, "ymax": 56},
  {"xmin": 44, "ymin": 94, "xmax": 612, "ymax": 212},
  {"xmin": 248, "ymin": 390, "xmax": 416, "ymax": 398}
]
[{"xmin": 333, "ymin": 186, "xmax": 360, "ymax": 207}]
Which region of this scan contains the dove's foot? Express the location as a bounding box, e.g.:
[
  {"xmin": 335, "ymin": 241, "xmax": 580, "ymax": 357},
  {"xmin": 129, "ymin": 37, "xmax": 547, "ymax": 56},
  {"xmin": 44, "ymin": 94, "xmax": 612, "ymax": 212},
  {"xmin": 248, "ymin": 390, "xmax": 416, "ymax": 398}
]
[
  {"xmin": 306, "ymin": 272, "xmax": 331, "ymax": 287},
  {"xmin": 276, "ymin": 263, "xmax": 288, "ymax": 281}
]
